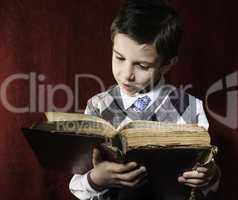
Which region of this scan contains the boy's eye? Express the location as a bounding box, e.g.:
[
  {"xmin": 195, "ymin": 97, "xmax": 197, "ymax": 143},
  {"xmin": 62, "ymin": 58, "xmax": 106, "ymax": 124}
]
[
  {"xmin": 137, "ymin": 64, "xmax": 150, "ymax": 70},
  {"xmin": 116, "ymin": 56, "xmax": 125, "ymax": 61}
]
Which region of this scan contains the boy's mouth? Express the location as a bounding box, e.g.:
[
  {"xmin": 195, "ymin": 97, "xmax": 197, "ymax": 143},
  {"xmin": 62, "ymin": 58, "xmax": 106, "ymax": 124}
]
[{"xmin": 122, "ymin": 83, "xmax": 136, "ymax": 92}]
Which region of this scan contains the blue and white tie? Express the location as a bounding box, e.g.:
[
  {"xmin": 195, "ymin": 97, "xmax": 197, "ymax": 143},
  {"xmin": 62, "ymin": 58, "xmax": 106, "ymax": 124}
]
[{"xmin": 132, "ymin": 95, "xmax": 151, "ymax": 112}]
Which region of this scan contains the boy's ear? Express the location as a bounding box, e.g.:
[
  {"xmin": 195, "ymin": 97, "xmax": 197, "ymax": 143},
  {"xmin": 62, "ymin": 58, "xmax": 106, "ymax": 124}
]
[{"xmin": 160, "ymin": 56, "xmax": 178, "ymax": 75}]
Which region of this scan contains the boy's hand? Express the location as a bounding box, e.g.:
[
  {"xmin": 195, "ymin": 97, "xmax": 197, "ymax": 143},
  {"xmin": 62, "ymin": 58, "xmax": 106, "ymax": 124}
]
[
  {"xmin": 89, "ymin": 148, "xmax": 147, "ymax": 190},
  {"xmin": 177, "ymin": 163, "xmax": 218, "ymax": 188}
]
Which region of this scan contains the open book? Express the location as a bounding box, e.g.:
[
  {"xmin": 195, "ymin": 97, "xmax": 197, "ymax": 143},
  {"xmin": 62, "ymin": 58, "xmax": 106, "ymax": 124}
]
[
  {"xmin": 44, "ymin": 111, "xmax": 212, "ymax": 154},
  {"xmin": 22, "ymin": 112, "xmax": 216, "ymax": 172},
  {"xmin": 22, "ymin": 112, "xmax": 217, "ymax": 199}
]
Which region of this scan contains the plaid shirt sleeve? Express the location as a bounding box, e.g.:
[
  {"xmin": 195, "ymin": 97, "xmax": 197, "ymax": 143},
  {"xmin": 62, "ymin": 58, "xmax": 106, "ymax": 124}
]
[{"xmin": 84, "ymin": 97, "xmax": 101, "ymax": 116}]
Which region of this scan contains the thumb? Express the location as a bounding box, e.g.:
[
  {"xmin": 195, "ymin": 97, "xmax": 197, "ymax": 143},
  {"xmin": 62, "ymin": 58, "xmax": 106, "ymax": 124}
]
[{"xmin": 92, "ymin": 148, "xmax": 102, "ymax": 167}]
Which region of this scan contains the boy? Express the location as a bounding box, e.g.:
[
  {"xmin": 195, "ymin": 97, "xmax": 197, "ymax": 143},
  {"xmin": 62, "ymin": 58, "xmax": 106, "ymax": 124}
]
[{"xmin": 69, "ymin": 0, "xmax": 220, "ymax": 199}]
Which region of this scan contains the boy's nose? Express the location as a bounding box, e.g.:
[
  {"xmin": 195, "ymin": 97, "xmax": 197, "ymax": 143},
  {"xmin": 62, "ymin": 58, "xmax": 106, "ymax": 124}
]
[{"xmin": 123, "ymin": 64, "xmax": 135, "ymax": 81}]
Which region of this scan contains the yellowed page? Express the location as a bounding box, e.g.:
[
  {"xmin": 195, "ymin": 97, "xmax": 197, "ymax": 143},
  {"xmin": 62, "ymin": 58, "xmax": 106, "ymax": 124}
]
[
  {"xmin": 119, "ymin": 121, "xmax": 210, "ymax": 149},
  {"xmin": 44, "ymin": 112, "xmax": 116, "ymax": 137},
  {"xmin": 120, "ymin": 120, "xmax": 203, "ymax": 131},
  {"xmin": 45, "ymin": 112, "xmax": 113, "ymax": 128}
]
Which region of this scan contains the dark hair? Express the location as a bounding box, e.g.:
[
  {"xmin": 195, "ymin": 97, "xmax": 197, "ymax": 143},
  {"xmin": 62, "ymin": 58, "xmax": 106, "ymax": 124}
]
[{"xmin": 111, "ymin": 0, "xmax": 183, "ymax": 62}]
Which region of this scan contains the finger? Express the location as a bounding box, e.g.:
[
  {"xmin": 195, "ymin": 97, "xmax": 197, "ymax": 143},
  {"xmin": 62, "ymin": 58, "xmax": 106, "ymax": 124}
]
[
  {"xmin": 177, "ymin": 176, "xmax": 186, "ymax": 183},
  {"xmin": 184, "ymin": 181, "xmax": 209, "ymax": 188},
  {"xmin": 196, "ymin": 167, "xmax": 208, "ymax": 173},
  {"xmin": 92, "ymin": 148, "xmax": 102, "ymax": 166},
  {"xmin": 111, "ymin": 162, "xmax": 138, "ymax": 173},
  {"xmin": 118, "ymin": 172, "xmax": 148, "ymax": 187},
  {"xmin": 196, "ymin": 166, "xmax": 217, "ymax": 180},
  {"xmin": 198, "ymin": 164, "xmax": 217, "ymax": 177},
  {"xmin": 116, "ymin": 166, "xmax": 147, "ymax": 181},
  {"xmin": 183, "ymin": 178, "xmax": 209, "ymax": 185},
  {"xmin": 183, "ymin": 170, "xmax": 207, "ymax": 179}
]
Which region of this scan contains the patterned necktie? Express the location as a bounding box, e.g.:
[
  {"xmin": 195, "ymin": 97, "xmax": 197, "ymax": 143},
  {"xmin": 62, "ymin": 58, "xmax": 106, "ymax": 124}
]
[{"xmin": 132, "ymin": 95, "xmax": 151, "ymax": 112}]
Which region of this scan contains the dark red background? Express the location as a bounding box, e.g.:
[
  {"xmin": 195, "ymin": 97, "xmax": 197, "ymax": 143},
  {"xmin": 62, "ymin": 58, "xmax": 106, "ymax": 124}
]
[{"xmin": 0, "ymin": 0, "xmax": 237, "ymax": 200}]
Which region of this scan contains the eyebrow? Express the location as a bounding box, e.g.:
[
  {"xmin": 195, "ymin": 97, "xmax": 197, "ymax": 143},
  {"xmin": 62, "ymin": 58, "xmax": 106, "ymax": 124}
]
[
  {"xmin": 113, "ymin": 49, "xmax": 155, "ymax": 65},
  {"xmin": 113, "ymin": 49, "xmax": 124, "ymax": 57}
]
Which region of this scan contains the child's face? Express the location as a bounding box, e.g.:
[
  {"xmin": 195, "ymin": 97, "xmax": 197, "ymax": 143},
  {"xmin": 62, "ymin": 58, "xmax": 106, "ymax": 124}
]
[{"xmin": 112, "ymin": 33, "xmax": 162, "ymax": 96}]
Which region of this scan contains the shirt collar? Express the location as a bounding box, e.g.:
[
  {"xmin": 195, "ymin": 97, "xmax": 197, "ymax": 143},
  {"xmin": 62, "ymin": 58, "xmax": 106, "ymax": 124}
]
[{"xmin": 120, "ymin": 76, "xmax": 165, "ymax": 110}]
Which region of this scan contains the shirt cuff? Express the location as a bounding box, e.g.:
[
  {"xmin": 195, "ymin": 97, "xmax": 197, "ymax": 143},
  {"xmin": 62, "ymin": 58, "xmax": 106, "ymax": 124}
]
[{"xmin": 84, "ymin": 171, "xmax": 109, "ymax": 196}]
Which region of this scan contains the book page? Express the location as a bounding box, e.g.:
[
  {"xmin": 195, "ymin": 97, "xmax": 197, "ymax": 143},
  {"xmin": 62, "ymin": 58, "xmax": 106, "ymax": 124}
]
[
  {"xmin": 44, "ymin": 112, "xmax": 116, "ymax": 137},
  {"xmin": 120, "ymin": 120, "xmax": 205, "ymax": 131},
  {"xmin": 45, "ymin": 112, "xmax": 115, "ymax": 129},
  {"xmin": 119, "ymin": 121, "xmax": 210, "ymax": 149}
]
